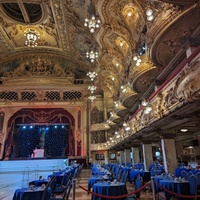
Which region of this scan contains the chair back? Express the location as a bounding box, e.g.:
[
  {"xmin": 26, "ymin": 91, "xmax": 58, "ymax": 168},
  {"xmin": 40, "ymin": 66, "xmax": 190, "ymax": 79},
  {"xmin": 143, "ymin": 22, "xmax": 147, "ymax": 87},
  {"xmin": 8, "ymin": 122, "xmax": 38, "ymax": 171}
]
[
  {"xmin": 188, "ymin": 174, "xmax": 197, "ymax": 195},
  {"xmin": 187, "ymin": 171, "xmax": 193, "ymax": 180},
  {"xmin": 121, "ymin": 170, "xmax": 128, "ymax": 184},
  {"xmin": 65, "ymin": 179, "xmax": 73, "ymax": 200},
  {"xmin": 180, "ymin": 170, "xmax": 187, "ymax": 179},
  {"xmin": 63, "ymin": 177, "xmax": 72, "ymax": 200},
  {"xmin": 135, "ymin": 175, "xmax": 143, "ymax": 199},
  {"xmin": 41, "ymin": 177, "xmax": 55, "ymax": 200},
  {"xmin": 195, "ymin": 172, "xmax": 200, "ymax": 186}
]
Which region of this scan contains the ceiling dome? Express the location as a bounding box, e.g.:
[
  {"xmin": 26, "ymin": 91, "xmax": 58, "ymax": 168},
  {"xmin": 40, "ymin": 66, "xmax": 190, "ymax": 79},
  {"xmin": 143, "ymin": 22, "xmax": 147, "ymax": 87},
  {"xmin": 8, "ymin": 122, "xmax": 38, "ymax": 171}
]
[{"xmin": 1, "ymin": 3, "xmax": 42, "ymax": 23}]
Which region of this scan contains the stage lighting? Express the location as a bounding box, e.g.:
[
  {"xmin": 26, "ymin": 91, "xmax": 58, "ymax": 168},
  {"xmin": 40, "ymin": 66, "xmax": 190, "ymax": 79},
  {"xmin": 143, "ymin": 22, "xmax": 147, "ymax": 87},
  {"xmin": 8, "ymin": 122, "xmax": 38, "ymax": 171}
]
[
  {"xmin": 23, "ymin": 126, "xmax": 26, "ymax": 129},
  {"xmin": 62, "ymin": 125, "xmax": 64, "ymax": 128},
  {"xmin": 54, "ymin": 125, "xmax": 57, "ymax": 128},
  {"xmin": 30, "ymin": 126, "xmax": 33, "ymax": 129}
]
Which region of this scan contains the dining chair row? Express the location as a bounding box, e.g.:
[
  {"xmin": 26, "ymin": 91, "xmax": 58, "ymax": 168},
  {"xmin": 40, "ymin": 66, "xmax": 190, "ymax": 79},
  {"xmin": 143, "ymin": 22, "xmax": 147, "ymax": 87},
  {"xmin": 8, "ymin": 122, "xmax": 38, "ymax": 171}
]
[{"xmin": 41, "ymin": 164, "xmax": 83, "ymax": 200}]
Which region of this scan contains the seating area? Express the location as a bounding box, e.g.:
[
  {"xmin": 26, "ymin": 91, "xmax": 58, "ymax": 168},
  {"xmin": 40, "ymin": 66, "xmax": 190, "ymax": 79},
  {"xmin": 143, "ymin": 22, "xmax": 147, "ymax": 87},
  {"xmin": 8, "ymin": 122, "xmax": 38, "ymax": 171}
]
[{"xmin": 3, "ymin": 161, "xmax": 200, "ymax": 200}]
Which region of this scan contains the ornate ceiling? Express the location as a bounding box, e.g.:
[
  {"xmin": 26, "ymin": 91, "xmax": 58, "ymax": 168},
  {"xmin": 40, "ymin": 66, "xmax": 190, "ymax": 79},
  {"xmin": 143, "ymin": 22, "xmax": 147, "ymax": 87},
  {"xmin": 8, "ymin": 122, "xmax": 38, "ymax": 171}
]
[{"xmin": 0, "ymin": 0, "xmax": 200, "ymax": 140}]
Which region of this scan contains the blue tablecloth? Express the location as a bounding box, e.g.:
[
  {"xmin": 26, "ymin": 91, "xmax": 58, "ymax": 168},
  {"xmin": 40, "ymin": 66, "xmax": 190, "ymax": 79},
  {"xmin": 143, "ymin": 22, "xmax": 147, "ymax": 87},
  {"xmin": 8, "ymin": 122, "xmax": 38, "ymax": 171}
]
[
  {"xmin": 12, "ymin": 188, "xmax": 45, "ymax": 200},
  {"xmin": 159, "ymin": 179, "xmax": 190, "ymax": 200},
  {"xmin": 129, "ymin": 170, "xmax": 150, "ymax": 183},
  {"xmin": 88, "ymin": 177, "xmax": 103, "ymax": 190},
  {"xmin": 153, "ymin": 176, "xmax": 164, "ymax": 192},
  {"xmin": 92, "ymin": 182, "xmax": 127, "ymax": 200}
]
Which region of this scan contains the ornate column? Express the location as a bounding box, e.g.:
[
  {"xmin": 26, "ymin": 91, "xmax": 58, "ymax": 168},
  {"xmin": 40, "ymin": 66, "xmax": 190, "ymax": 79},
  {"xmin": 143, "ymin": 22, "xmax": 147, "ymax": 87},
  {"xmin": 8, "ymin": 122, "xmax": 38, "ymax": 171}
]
[
  {"xmin": 131, "ymin": 147, "xmax": 140, "ymax": 166},
  {"xmin": 142, "ymin": 143, "xmax": 153, "ymax": 171},
  {"xmin": 161, "ymin": 135, "xmax": 177, "ymax": 173},
  {"xmin": 104, "ymin": 150, "xmax": 108, "ymax": 164},
  {"xmin": 124, "ymin": 149, "xmax": 131, "ymax": 165},
  {"xmin": 0, "ymin": 111, "xmax": 5, "ymax": 159},
  {"xmin": 119, "ymin": 150, "xmax": 125, "ymax": 164}
]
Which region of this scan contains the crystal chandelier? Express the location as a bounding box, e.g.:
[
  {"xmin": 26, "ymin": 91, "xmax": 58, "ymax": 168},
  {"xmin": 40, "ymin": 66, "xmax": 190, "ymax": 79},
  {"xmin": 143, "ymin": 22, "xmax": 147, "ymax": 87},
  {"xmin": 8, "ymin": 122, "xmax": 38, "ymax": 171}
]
[
  {"xmin": 86, "ymin": 51, "xmax": 98, "ymax": 62},
  {"xmin": 88, "ymin": 85, "xmax": 97, "ymax": 93},
  {"xmin": 84, "ymin": 16, "xmax": 101, "ymax": 33},
  {"xmin": 88, "ymin": 95, "xmax": 96, "ymax": 102},
  {"xmin": 87, "ymin": 71, "xmax": 97, "ymax": 81},
  {"xmin": 24, "ymin": 28, "xmax": 40, "ymax": 47}
]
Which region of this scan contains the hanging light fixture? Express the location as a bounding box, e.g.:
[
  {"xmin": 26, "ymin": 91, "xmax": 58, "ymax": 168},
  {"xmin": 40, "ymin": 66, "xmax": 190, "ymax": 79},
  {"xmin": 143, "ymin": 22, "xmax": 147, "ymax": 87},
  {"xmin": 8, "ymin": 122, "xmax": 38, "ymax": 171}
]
[
  {"xmin": 84, "ymin": 16, "xmax": 101, "ymax": 33},
  {"xmin": 88, "ymin": 95, "xmax": 96, "ymax": 102},
  {"xmin": 87, "ymin": 71, "xmax": 97, "ymax": 81},
  {"xmin": 86, "ymin": 51, "xmax": 98, "ymax": 62},
  {"xmin": 88, "ymin": 85, "xmax": 97, "ymax": 93},
  {"xmin": 24, "ymin": 28, "xmax": 40, "ymax": 47}
]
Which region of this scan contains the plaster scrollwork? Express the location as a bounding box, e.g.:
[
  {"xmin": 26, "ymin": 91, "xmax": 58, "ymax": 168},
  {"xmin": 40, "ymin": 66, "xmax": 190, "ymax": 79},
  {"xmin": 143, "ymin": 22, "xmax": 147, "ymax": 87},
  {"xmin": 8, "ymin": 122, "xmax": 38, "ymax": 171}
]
[
  {"xmin": 2, "ymin": 58, "xmax": 74, "ymax": 82},
  {"xmin": 175, "ymin": 59, "xmax": 200, "ymax": 102},
  {"xmin": 152, "ymin": 94, "xmax": 165, "ymax": 119},
  {"xmin": 161, "ymin": 85, "xmax": 179, "ymax": 111}
]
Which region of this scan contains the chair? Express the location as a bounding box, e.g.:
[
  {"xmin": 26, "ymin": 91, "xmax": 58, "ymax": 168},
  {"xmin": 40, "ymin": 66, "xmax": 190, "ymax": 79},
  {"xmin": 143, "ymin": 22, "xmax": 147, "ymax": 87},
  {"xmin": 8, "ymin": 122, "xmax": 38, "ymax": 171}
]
[
  {"xmin": 52, "ymin": 173, "xmax": 72, "ymax": 195},
  {"xmin": 187, "ymin": 171, "xmax": 193, "ymax": 180},
  {"xmin": 180, "ymin": 170, "xmax": 187, "ymax": 179},
  {"xmin": 188, "ymin": 174, "xmax": 197, "ymax": 196},
  {"xmin": 134, "ymin": 175, "xmax": 143, "ymax": 199},
  {"xmin": 195, "ymin": 172, "xmax": 200, "ymax": 195},
  {"xmin": 49, "ymin": 176, "xmax": 72, "ymax": 200},
  {"xmin": 125, "ymin": 175, "xmax": 143, "ymax": 200},
  {"xmin": 121, "ymin": 170, "xmax": 128, "ymax": 184}
]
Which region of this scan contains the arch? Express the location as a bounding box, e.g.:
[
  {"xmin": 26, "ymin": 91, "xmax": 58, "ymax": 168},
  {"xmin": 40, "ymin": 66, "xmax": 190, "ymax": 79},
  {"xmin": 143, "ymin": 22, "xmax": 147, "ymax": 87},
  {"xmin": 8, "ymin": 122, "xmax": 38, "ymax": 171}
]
[{"xmin": 3, "ymin": 108, "xmax": 75, "ymax": 160}]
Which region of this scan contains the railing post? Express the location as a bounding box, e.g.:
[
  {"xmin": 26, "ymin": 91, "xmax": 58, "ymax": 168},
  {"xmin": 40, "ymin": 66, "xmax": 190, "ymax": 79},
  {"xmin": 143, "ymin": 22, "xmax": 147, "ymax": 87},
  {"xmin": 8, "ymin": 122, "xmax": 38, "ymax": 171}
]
[
  {"xmin": 151, "ymin": 177, "xmax": 156, "ymax": 200},
  {"xmin": 72, "ymin": 178, "xmax": 76, "ymax": 200}
]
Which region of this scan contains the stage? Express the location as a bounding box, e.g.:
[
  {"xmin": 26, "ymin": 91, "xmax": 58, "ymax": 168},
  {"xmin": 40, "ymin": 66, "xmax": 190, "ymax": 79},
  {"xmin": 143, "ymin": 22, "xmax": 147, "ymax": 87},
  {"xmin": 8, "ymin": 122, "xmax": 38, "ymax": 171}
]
[
  {"xmin": 0, "ymin": 156, "xmax": 87, "ymax": 173},
  {"xmin": 0, "ymin": 158, "xmax": 68, "ymax": 173}
]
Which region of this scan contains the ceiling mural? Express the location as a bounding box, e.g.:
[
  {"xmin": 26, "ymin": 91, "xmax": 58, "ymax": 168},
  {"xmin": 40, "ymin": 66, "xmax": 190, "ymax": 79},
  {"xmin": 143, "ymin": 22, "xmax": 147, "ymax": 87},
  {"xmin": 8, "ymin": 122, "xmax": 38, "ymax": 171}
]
[{"xmin": 0, "ymin": 0, "xmax": 200, "ymax": 142}]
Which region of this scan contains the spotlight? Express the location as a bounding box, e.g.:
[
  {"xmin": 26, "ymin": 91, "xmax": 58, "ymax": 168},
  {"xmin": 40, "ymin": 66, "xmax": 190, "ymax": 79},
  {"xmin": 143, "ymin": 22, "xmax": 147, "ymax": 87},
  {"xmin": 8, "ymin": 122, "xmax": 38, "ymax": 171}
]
[
  {"xmin": 54, "ymin": 125, "xmax": 57, "ymax": 128},
  {"xmin": 23, "ymin": 126, "xmax": 26, "ymax": 129},
  {"xmin": 30, "ymin": 126, "xmax": 33, "ymax": 129}
]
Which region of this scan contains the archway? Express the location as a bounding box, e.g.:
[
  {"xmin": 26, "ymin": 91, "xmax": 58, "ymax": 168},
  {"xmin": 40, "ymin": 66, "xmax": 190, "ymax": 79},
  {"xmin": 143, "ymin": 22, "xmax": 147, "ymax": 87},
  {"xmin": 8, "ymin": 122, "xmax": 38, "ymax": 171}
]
[{"xmin": 3, "ymin": 108, "xmax": 75, "ymax": 160}]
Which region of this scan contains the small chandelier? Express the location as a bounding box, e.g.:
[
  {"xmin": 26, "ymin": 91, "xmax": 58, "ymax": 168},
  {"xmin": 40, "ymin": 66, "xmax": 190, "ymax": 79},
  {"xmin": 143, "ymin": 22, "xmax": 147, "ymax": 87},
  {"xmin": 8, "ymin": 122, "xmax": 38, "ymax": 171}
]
[
  {"xmin": 24, "ymin": 28, "xmax": 40, "ymax": 47},
  {"xmin": 88, "ymin": 95, "xmax": 96, "ymax": 102},
  {"xmin": 88, "ymin": 85, "xmax": 97, "ymax": 93},
  {"xmin": 87, "ymin": 71, "xmax": 97, "ymax": 81},
  {"xmin": 86, "ymin": 51, "xmax": 98, "ymax": 62},
  {"xmin": 84, "ymin": 16, "xmax": 101, "ymax": 33}
]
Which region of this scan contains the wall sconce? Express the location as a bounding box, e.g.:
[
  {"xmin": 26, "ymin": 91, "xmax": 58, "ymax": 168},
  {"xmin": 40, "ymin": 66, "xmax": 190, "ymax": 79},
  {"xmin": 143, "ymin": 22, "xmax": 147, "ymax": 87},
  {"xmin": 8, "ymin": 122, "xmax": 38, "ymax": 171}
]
[
  {"xmin": 133, "ymin": 54, "xmax": 142, "ymax": 66},
  {"xmin": 84, "ymin": 16, "xmax": 101, "ymax": 33},
  {"xmin": 146, "ymin": 8, "xmax": 154, "ymax": 21}
]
